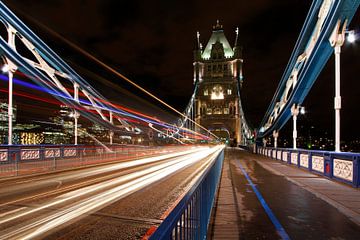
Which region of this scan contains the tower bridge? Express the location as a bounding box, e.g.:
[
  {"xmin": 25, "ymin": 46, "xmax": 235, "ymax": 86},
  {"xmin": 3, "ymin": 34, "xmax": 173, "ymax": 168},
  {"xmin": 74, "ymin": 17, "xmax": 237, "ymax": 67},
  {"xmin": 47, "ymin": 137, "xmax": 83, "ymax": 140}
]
[
  {"xmin": 0, "ymin": 1, "xmax": 359, "ymax": 239},
  {"xmin": 194, "ymin": 21, "xmax": 244, "ymax": 145}
]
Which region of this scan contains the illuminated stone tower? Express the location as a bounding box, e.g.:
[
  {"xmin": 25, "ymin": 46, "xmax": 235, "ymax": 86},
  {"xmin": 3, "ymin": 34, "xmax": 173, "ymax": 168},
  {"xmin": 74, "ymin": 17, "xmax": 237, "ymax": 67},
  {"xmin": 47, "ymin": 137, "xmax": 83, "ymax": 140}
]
[{"xmin": 194, "ymin": 21, "xmax": 243, "ymax": 145}]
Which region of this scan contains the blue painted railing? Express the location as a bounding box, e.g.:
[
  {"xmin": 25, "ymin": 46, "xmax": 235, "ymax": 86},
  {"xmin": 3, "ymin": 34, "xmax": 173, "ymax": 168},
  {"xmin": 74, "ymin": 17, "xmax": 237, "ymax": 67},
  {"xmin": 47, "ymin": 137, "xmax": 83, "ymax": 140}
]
[
  {"xmin": 257, "ymin": 146, "xmax": 360, "ymax": 188},
  {"xmin": 149, "ymin": 149, "xmax": 224, "ymax": 240}
]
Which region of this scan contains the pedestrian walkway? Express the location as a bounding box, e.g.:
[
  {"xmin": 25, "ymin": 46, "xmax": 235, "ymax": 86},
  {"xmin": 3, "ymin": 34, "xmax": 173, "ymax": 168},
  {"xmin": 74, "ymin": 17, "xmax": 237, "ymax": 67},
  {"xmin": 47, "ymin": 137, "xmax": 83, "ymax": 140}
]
[
  {"xmin": 253, "ymin": 152, "xmax": 360, "ymax": 226},
  {"xmin": 208, "ymin": 152, "xmax": 240, "ymax": 239},
  {"xmin": 208, "ymin": 148, "xmax": 360, "ymax": 240}
]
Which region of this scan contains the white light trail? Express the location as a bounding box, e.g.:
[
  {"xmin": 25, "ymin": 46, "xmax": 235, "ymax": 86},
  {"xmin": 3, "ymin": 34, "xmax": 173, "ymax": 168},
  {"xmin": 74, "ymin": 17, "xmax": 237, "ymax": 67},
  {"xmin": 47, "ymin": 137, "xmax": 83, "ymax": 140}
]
[
  {"xmin": 0, "ymin": 147, "xmax": 205, "ymax": 201},
  {"xmin": 0, "ymin": 146, "xmax": 223, "ymax": 239}
]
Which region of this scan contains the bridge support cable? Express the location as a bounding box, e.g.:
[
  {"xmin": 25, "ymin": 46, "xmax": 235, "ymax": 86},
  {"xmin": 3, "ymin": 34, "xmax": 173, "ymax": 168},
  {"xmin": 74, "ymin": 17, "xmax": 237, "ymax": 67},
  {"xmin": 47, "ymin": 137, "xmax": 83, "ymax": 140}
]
[
  {"xmin": 257, "ymin": 0, "xmax": 360, "ymax": 140},
  {"xmin": 236, "ymin": 76, "xmax": 254, "ymax": 145},
  {"xmin": 170, "ymin": 83, "xmax": 216, "ymax": 143}
]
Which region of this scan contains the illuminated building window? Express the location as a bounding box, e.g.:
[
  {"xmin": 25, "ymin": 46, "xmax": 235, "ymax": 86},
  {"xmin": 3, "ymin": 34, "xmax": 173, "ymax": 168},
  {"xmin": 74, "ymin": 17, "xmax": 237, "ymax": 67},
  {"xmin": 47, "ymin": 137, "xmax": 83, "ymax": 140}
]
[
  {"xmin": 214, "ymin": 108, "xmax": 222, "ymax": 114},
  {"xmin": 224, "ymin": 108, "xmax": 229, "ymax": 114},
  {"xmin": 227, "ymin": 89, "xmax": 232, "ymax": 95},
  {"xmin": 204, "ymin": 89, "xmax": 208, "ymax": 96},
  {"xmin": 211, "ymin": 85, "xmax": 224, "ymax": 100},
  {"xmin": 206, "ymin": 108, "xmax": 212, "ymax": 115}
]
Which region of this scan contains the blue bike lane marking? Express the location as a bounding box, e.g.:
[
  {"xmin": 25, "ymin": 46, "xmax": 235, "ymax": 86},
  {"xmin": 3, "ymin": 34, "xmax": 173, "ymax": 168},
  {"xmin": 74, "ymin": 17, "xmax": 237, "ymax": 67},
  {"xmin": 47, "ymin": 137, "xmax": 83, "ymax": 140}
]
[{"xmin": 236, "ymin": 160, "xmax": 291, "ymax": 240}]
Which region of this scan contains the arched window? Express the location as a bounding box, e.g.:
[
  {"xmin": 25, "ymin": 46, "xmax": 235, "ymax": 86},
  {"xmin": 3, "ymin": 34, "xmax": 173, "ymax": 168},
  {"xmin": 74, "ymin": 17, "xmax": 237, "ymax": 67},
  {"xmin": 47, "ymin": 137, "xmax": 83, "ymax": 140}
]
[{"xmin": 211, "ymin": 85, "xmax": 224, "ymax": 100}]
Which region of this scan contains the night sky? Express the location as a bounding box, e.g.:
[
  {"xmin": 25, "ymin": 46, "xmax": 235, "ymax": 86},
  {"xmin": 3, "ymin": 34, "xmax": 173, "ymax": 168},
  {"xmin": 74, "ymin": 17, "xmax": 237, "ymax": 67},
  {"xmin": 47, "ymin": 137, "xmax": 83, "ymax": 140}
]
[{"xmin": 3, "ymin": 0, "xmax": 360, "ymax": 140}]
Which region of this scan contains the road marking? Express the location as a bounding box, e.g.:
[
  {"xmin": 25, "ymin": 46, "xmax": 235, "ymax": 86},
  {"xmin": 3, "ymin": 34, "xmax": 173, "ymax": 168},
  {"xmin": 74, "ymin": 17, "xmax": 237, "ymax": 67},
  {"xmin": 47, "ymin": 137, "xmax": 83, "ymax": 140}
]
[{"xmin": 236, "ymin": 160, "xmax": 291, "ymax": 240}]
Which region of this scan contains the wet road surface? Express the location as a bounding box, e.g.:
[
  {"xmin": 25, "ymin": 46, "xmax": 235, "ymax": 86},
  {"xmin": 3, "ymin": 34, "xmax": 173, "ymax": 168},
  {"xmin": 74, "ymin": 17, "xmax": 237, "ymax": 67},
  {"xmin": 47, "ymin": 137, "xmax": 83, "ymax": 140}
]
[
  {"xmin": 0, "ymin": 145, "xmax": 223, "ymax": 239},
  {"xmin": 214, "ymin": 148, "xmax": 360, "ymax": 239}
]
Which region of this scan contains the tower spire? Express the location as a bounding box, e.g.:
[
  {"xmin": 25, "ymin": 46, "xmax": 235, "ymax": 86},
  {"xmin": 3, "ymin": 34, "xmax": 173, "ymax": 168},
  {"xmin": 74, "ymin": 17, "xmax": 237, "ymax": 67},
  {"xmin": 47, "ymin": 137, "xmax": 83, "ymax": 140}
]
[
  {"xmin": 196, "ymin": 31, "xmax": 201, "ymax": 49},
  {"xmin": 234, "ymin": 27, "xmax": 239, "ymax": 47},
  {"xmin": 213, "ymin": 20, "xmax": 223, "ymax": 30}
]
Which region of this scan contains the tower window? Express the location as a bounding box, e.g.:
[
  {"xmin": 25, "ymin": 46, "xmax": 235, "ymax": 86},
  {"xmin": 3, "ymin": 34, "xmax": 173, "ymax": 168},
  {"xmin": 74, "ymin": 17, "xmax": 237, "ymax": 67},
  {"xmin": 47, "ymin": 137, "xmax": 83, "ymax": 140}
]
[
  {"xmin": 204, "ymin": 89, "xmax": 208, "ymax": 96},
  {"xmin": 211, "ymin": 85, "xmax": 224, "ymax": 100},
  {"xmin": 214, "ymin": 108, "xmax": 222, "ymax": 114},
  {"xmin": 227, "ymin": 89, "xmax": 232, "ymax": 95}
]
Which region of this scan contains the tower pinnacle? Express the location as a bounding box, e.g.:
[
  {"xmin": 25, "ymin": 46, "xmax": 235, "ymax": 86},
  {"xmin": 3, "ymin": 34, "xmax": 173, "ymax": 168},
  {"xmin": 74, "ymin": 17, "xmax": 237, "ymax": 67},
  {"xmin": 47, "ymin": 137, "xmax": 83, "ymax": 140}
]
[{"xmin": 213, "ymin": 20, "xmax": 223, "ymax": 30}]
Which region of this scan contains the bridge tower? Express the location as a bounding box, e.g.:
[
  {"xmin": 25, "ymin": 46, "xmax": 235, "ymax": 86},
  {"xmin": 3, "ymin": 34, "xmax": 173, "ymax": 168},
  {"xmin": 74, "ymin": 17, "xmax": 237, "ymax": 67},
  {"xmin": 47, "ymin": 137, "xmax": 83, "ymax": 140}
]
[{"xmin": 194, "ymin": 21, "xmax": 244, "ymax": 145}]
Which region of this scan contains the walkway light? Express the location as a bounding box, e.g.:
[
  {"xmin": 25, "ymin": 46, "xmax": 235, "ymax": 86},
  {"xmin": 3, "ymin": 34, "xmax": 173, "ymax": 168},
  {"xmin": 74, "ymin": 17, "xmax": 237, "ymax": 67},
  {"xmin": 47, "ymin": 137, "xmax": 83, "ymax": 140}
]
[
  {"xmin": 291, "ymin": 104, "xmax": 303, "ymax": 149},
  {"xmin": 300, "ymin": 106, "xmax": 305, "ymax": 115},
  {"xmin": 1, "ymin": 64, "xmax": 9, "ymax": 73},
  {"xmin": 347, "ymin": 30, "xmax": 356, "ymax": 43}
]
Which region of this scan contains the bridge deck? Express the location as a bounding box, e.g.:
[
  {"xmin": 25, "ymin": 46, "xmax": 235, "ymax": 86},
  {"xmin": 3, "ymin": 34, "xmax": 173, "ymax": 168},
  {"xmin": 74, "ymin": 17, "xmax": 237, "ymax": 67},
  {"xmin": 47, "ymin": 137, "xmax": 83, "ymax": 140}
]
[{"xmin": 209, "ymin": 148, "xmax": 360, "ymax": 239}]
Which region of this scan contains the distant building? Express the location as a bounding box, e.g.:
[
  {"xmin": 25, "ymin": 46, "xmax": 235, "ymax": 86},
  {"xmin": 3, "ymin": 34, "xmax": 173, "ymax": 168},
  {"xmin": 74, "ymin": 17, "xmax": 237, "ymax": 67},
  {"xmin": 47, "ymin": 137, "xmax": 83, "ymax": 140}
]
[
  {"xmin": 194, "ymin": 21, "xmax": 244, "ymax": 145},
  {"xmin": 0, "ymin": 99, "xmax": 16, "ymax": 124}
]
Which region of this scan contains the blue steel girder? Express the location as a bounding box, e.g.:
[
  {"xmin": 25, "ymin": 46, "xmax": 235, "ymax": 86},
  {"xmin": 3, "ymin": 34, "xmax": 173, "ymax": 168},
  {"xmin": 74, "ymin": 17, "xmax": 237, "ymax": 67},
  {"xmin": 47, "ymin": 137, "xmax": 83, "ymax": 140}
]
[{"xmin": 257, "ymin": 0, "xmax": 360, "ymax": 139}]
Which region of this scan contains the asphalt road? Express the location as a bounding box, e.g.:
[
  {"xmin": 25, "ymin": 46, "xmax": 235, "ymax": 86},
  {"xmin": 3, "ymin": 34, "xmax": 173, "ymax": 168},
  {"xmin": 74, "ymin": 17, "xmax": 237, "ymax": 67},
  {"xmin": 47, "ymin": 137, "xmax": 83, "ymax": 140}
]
[{"xmin": 0, "ymin": 145, "xmax": 223, "ymax": 240}]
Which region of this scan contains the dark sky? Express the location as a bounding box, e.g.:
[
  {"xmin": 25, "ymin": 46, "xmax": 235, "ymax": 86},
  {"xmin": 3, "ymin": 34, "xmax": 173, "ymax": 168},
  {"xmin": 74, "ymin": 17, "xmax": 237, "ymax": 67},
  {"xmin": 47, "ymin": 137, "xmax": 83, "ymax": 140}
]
[{"xmin": 3, "ymin": 0, "xmax": 360, "ymax": 140}]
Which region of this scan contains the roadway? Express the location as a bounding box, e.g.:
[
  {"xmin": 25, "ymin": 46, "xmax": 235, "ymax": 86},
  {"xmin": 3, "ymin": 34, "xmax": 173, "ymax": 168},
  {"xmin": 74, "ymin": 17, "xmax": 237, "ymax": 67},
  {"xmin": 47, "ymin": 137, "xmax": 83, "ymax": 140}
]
[{"xmin": 0, "ymin": 145, "xmax": 223, "ymax": 239}]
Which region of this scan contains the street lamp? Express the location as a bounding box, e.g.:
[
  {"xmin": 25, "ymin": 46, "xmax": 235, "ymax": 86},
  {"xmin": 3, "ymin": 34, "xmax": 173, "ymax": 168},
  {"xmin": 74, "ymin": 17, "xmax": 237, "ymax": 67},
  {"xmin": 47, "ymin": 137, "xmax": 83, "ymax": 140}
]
[
  {"xmin": 328, "ymin": 21, "xmax": 355, "ymax": 152},
  {"xmin": 291, "ymin": 104, "xmax": 305, "ymax": 149},
  {"xmin": 346, "ymin": 30, "xmax": 356, "ymax": 43},
  {"xmin": 273, "ymin": 130, "xmax": 279, "ymax": 148},
  {"xmin": 2, "ymin": 63, "xmax": 17, "ymax": 145}
]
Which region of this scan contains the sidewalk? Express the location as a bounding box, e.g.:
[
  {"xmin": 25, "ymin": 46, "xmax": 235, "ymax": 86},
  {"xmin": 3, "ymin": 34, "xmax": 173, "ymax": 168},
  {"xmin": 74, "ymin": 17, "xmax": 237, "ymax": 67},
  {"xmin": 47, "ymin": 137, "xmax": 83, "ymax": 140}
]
[
  {"xmin": 209, "ymin": 148, "xmax": 360, "ymax": 239},
  {"xmin": 252, "ymin": 153, "xmax": 360, "ymax": 226},
  {"xmin": 208, "ymin": 153, "xmax": 240, "ymax": 239}
]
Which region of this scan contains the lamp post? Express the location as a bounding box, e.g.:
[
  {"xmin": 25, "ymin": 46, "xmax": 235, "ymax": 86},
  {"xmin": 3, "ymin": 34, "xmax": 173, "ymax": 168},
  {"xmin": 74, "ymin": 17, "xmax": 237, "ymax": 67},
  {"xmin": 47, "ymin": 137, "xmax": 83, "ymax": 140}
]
[
  {"xmin": 291, "ymin": 104, "xmax": 305, "ymax": 149},
  {"xmin": 2, "ymin": 63, "xmax": 17, "ymax": 145},
  {"xmin": 273, "ymin": 130, "xmax": 279, "ymax": 148},
  {"xmin": 328, "ymin": 20, "xmax": 356, "ymax": 152},
  {"xmin": 73, "ymin": 83, "xmax": 80, "ymax": 145},
  {"xmin": 109, "ymin": 111, "xmax": 113, "ymax": 145}
]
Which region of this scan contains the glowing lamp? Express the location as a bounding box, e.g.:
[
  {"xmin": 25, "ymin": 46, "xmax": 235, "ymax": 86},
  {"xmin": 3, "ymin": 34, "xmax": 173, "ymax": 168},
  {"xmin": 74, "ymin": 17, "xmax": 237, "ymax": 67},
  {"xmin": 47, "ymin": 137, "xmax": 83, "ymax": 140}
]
[
  {"xmin": 1, "ymin": 64, "xmax": 9, "ymax": 73},
  {"xmin": 347, "ymin": 30, "xmax": 356, "ymax": 43}
]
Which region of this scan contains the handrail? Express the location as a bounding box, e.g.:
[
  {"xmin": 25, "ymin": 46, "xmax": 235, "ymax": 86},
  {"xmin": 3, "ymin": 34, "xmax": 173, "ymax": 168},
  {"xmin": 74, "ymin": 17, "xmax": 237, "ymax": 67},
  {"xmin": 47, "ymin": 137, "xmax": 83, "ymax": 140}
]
[
  {"xmin": 256, "ymin": 146, "xmax": 360, "ymax": 187},
  {"xmin": 149, "ymin": 148, "xmax": 224, "ymax": 239}
]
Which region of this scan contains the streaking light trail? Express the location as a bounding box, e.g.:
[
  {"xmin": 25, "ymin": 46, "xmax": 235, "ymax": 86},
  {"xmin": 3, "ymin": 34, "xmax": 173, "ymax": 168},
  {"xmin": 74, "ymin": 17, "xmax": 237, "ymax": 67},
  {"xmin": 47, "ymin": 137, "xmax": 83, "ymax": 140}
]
[
  {"xmin": 0, "ymin": 73, "xmax": 211, "ymax": 141},
  {"xmin": 0, "ymin": 146, "xmax": 223, "ymax": 239}
]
